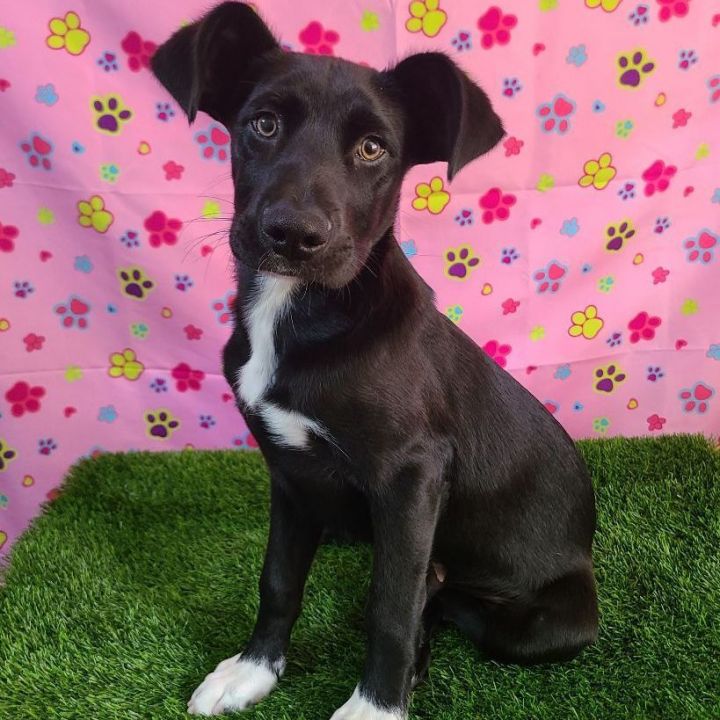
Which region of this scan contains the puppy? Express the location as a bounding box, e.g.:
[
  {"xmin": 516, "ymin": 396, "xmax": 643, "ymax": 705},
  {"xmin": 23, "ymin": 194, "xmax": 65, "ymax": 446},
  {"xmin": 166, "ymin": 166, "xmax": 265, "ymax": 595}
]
[{"xmin": 152, "ymin": 3, "xmax": 598, "ymax": 718}]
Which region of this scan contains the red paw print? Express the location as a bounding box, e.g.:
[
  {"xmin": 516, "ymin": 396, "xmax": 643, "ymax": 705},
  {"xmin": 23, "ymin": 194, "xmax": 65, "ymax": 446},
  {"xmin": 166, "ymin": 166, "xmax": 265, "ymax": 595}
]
[
  {"xmin": 121, "ymin": 31, "xmax": 157, "ymax": 71},
  {"xmin": 641, "ymin": 160, "xmax": 676, "ymax": 197},
  {"xmin": 184, "ymin": 324, "xmax": 203, "ymax": 341},
  {"xmin": 144, "ymin": 210, "xmax": 182, "ymax": 248},
  {"xmin": 23, "ymin": 333, "xmax": 45, "ymax": 352},
  {"xmin": 477, "ymin": 6, "xmax": 518, "ymax": 49},
  {"xmin": 20, "ymin": 133, "xmax": 53, "ymax": 171},
  {"xmin": 5, "ymin": 381, "xmax": 46, "ymax": 417},
  {"xmin": 482, "ymin": 339, "xmax": 512, "ymax": 368},
  {"xmin": 679, "ymin": 382, "xmax": 714, "ymax": 414},
  {"xmin": 299, "ymin": 21, "xmax": 339, "ymax": 55},
  {"xmin": 628, "ymin": 311, "xmax": 662, "ymax": 343},
  {"xmin": 172, "ymin": 362, "xmax": 205, "ymax": 392},
  {"xmin": 0, "ymin": 221, "xmax": 18, "ymax": 252},
  {"xmin": 657, "ymin": 0, "xmax": 690, "ymax": 22},
  {"xmin": 163, "ymin": 161, "xmax": 184, "ymax": 181},
  {"xmin": 647, "ymin": 413, "xmax": 666, "ymax": 431},
  {"xmin": 0, "ymin": 168, "xmax": 15, "ymax": 188},
  {"xmin": 479, "ymin": 188, "xmax": 516, "ymax": 224}
]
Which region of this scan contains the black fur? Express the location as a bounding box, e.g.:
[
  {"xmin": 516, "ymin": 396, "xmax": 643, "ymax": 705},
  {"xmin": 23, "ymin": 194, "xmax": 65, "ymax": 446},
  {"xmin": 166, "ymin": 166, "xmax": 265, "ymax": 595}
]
[{"xmin": 152, "ymin": 3, "xmax": 598, "ymax": 715}]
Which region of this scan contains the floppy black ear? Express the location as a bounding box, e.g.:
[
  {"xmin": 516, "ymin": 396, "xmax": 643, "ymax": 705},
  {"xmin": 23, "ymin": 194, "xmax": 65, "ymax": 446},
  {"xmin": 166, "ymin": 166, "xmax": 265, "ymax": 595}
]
[
  {"xmin": 387, "ymin": 53, "xmax": 505, "ymax": 181},
  {"xmin": 151, "ymin": 1, "xmax": 279, "ymax": 126}
]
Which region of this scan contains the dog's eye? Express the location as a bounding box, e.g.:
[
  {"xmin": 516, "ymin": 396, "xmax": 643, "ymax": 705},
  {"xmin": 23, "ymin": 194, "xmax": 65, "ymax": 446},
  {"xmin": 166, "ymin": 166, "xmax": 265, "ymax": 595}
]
[
  {"xmin": 356, "ymin": 136, "xmax": 385, "ymax": 162},
  {"xmin": 251, "ymin": 113, "xmax": 279, "ymax": 138}
]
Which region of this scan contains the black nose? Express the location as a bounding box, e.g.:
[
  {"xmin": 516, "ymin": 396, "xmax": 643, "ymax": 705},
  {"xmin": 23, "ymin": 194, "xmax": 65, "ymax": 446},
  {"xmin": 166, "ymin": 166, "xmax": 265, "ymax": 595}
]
[{"xmin": 261, "ymin": 203, "xmax": 331, "ymax": 259}]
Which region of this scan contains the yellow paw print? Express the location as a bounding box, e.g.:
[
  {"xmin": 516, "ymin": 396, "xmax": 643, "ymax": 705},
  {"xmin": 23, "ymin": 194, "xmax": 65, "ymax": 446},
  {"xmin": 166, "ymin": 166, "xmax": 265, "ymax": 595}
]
[
  {"xmin": 568, "ymin": 305, "xmax": 604, "ymax": 340},
  {"xmin": 578, "ymin": 153, "xmax": 616, "ymax": 190},
  {"xmin": 585, "ymin": 0, "xmax": 623, "ymax": 10},
  {"xmin": 91, "ymin": 95, "xmax": 133, "ymax": 135},
  {"xmin": 444, "ymin": 245, "xmax": 480, "ymax": 279},
  {"xmin": 46, "ymin": 11, "xmax": 91, "ymax": 56},
  {"xmin": 118, "ymin": 266, "xmax": 155, "ymax": 301},
  {"xmin": 0, "ymin": 438, "xmax": 18, "ymax": 472},
  {"xmin": 617, "ymin": 49, "xmax": 656, "ymax": 89},
  {"xmin": 108, "ymin": 348, "xmax": 144, "ymax": 381},
  {"xmin": 145, "ymin": 409, "xmax": 180, "ymax": 439},
  {"xmin": 77, "ymin": 195, "xmax": 113, "ymax": 233},
  {"xmin": 413, "ymin": 177, "xmax": 450, "ymax": 214},
  {"xmin": 406, "ymin": 0, "xmax": 447, "ymax": 38}
]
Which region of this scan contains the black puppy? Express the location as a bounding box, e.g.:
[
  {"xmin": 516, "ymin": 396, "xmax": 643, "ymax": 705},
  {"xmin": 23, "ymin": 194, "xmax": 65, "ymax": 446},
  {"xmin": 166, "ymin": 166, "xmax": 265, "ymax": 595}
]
[{"xmin": 152, "ymin": 3, "xmax": 598, "ymax": 717}]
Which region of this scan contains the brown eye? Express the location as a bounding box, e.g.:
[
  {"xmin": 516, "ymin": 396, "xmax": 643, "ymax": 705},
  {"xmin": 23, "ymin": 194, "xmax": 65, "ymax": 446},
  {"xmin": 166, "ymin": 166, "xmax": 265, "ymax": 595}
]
[
  {"xmin": 357, "ymin": 136, "xmax": 385, "ymax": 162},
  {"xmin": 252, "ymin": 113, "xmax": 278, "ymax": 138}
]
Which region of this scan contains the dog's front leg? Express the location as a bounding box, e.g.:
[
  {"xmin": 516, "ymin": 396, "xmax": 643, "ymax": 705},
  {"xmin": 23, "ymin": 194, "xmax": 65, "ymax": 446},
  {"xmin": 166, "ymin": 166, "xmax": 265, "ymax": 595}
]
[
  {"xmin": 331, "ymin": 460, "xmax": 445, "ymax": 720},
  {"xmin": 188, "ymin": 473, "xmax": 321, "ymax": 716}
]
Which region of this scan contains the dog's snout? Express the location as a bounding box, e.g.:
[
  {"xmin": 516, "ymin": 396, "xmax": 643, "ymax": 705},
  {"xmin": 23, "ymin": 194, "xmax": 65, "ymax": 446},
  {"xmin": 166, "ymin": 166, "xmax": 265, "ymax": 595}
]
[{"xmin": 261, "ymin": 203, "xmax": 331, "ymax": 259}]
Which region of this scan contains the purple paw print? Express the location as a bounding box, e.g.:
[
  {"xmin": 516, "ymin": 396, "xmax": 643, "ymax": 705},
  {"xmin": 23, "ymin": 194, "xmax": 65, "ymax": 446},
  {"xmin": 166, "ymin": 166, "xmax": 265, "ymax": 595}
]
[
  {"xmin": 19, "ymin": 132, "xmax": 54, "ymax": 171},
  {"xmin": 502, "ymin": 77, "xmax": 522, "ymax": 98},
  {"xmin": 647, "ymin": 365, "xmax": 664, "ymax": 382},
  {"xmin": 678, "ymin": 49, "xmax": 698, "ymax": 70},
  {"xmin": 194, "ymin": 122, "xmax": 230, "ymax": 162},
  {"xmin": 145, "ymin": 411, "xmax": 179, "ymax": 438},
  {"xmin": 93, "ymin": 96, "xmax": 132, "ymax": 133},
  {"xmin": 618, "ymin": 51, "xmax": 655, "ymax": 88},
  {"xmin": 451, "ymin": 30, "xmax": 472, "ymax": 52},
  {"xmin": 14, "ymin": 280, "xmax": 34, "ymax": 298},
  {"xmin": 445, "ymin": 247, "xmax": 480, "ymax": 279},
  {"xmin": 628, "ymin": 4, "xmax": 650, "ymax": 25},
  {"xmin": 199, "ymin": 414, "xmax": 216, "ymax": 429},
  {"xmin": 120, "ymin": 230, "xmax": 140, "ymax": 248},
  {"xmin": 175, "ymin": 273, "xmax": 193, "ymax": 291},
  {"xmin": 156, "ymin": 101, "xmax": 174, "ymax": 121},
  {"xmin": 606, "ymin": 331, "xmax": 623, "ymax": 348},
  {"xmin": 454, "ymin": 209, "xmax": 474, "ymax": 227},
  {"xmin": 501, "ymin": 247, "xmax": 519, "ymax": 265},
  {"xmin": 617, "ymin": 182, "xmax": 636, "ymax": 201},
  {"xmin": 654, "ymin": 217, "xmax": 671, "ymax": 234},
  {"xmin": 97, "ymin": 51, "xmax": 118, "ymax": 72},
  {"xmin": 38, "ymin": 438, "xmax": 57, "ymax": 456},
  {"xmin": 150, "ymin": 378, "xmax": 168, "ymax": 393}
]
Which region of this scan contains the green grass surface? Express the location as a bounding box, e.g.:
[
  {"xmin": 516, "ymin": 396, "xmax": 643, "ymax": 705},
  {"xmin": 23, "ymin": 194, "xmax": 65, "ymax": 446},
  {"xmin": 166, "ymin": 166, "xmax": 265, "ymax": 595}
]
[{"xmin": 1, "ymin": 436, "xmax": 719, "ymax": 719}]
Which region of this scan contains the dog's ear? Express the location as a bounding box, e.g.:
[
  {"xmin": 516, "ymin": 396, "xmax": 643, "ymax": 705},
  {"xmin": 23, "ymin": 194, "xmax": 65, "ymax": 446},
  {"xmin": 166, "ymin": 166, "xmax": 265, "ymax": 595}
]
[
  {"xmin": 387, "ymin": 53, "xmax": 505, "ymax": 181},
  {"xmin": 151, "ymin": 1, "xmax": 279, "ymax": 126}
]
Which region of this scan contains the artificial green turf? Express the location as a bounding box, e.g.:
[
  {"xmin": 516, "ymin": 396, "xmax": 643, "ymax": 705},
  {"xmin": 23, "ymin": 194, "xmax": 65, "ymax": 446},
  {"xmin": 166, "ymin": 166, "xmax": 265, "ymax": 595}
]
[{"xmin": 1, "ymin": 436, "xmax": 719, "ymax": 719}]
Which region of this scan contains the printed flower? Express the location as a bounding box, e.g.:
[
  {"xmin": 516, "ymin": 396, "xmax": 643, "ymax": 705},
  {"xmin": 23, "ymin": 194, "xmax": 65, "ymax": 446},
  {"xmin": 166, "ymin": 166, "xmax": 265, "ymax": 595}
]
[
  {"xmin": 568, "ymin": 305, "xmax": 604, "ymax": 339},
  {"xmin": 503, "ymin": 136, "xmax": 523, "ymax": 156},
  {"xmin": 121, "ymin": 31, "xmax": 157, "ymax": 71},
  {"xmin": 5, "ymin": 381, "xmax": 46, "ymax": 417},
  {"xmin": 479, "ymin": 187, "xmax": 516, "ymax": 223},
  {"xmin": 77, "ymin": 195, "xmax": 113, "ymax": 233},
  {"xmin": 46, "ymin": 12, "xmax": 90, "ymax": 55},
  {"xmin": 477, "ymin": 6, "xmax": 517, "ymax": 48},
  {"xmin": 652, "ymin": 267, "xmax": 669, "ymax": 284},
  {"xmin": 482, "ymin": 340, "xmax": 512, "ymax": 368},
  {"xmin": 502, "ymin": 298, "xmax": 519, "ymax": 315},
  {"xmin": 0, "ymin": 222, "xmax": 18, "ymax": 252},
  {"xmin": 406, "ymin": 0, "xmax": 448, "ymax": 38},
  {"xmin": 647, "ymin": 414, "xmax": 666, "ymax": 431},
  {"xmin": 579, "ymin": 153, "xmax": 616, "ymax": 190},
  {"xmin": 108, "ymin": 349, "xmax": 144, "ymax": 381},
  {"xmin": 163, "ymin": 161, "xmax": 184, "ymax": 181},
  {"xmin": 299, "ymin": 21, "xmax": 340, "ymax": 53},
  {"xmin": 413, "ymin": 177, "xmax": 450, "ymax": 214},
  {"xmin": 171, "ymin": 362, "xmax": 205, "ymax": 392}
]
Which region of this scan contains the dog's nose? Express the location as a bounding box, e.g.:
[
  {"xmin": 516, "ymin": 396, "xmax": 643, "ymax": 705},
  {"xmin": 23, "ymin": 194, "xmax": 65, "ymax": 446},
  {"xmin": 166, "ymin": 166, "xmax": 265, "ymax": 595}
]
[{"xmin": 261, "ymin": 204, "xmax": 330, "ymax": 259}]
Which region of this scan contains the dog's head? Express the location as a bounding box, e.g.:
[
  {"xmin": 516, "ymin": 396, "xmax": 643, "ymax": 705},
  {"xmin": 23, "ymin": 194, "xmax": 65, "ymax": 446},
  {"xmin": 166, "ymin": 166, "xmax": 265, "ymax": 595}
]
[{"xmin": 152, "ymin": 2, "xmax": 503, "ymax": 288}]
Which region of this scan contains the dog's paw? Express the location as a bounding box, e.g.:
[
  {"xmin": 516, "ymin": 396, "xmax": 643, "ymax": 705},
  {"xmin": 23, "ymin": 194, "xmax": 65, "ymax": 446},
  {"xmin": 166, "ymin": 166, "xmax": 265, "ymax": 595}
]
[
  {"xmin": 330, "ymin": 687, "xmax": 405, "ymax": 720},
  {"xmin": 187, "ymin": 654, "xmax": 281, "ymax": 716}
]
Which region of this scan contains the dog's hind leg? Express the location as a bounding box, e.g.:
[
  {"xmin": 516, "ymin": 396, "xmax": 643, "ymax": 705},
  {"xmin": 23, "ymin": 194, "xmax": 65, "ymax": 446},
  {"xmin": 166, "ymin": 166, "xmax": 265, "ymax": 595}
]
[{"xmin": 411, "ymin": 562, "xmax": 447, "ymax": 687}]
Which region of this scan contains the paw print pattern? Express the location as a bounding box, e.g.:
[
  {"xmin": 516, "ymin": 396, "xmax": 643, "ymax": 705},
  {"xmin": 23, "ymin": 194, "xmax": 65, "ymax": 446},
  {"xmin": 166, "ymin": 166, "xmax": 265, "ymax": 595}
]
[
  {"xmin": 617, "ymin": 49, "xmax": 656, "ymax": 88},
  {"xmin": 477, "ymin": 6, "xmax": 517, "ymax": 48},
  {"xmin": 121, "ymin": 31, "xmax": 157, "ymax": 72},
  {"xmin": 594, "ymin": 363, "xmax": 627, "ymax": 393},
  {"xmin": 145, "ymin": 409, "xmax": 180, "ymax": 439},
  {"xmin": 108, "ymin": 349, "xmax": 144, "ymax": 380},
  {"xmin": 679, "ymin": 382, "xmax": 714, "ymax": 414},
  {"xmin": 446, "ymin": 305, "xmax": 463, "ymax": 323},
  {"xmin": 482, "ymin": 339, "xmax": 512, "ymax": 368},
  {"xmin": 444, "ymin": 245, "xmax": 481, "ymax": 279},
  {"xmin": 212, "ymin": 290, "xmax": 237, "ymax": 325},
  {"xmin": 91, "ymin": 95, "xmax": 132, "ymax": 135},
  {"xmin": 628, "ymin": 311, "xmax": 661, "ymax": 343},
  {"xmin": 657, "ymin": 0, "xmax": 691, "ymax": 23},
  {"xmin": 479, "ymin": 188, "xmax": 516, "ymax": 223},
  {"xmin": 586, "ymin": 0, "xmax": 623, "ymax": 10},
  {"xmin": 413, "ymin": 177, "xmax": 450, "ymax": 214},
  {"xmin": 77, "ymin": 195, "xmax": 113, "ymax": 233},
  {"xmin": 647, "ymin": 365, "xmax": 664, "ymax": 381},
  {"xmin": 501, "ymin": 247, "xmax": 519, "ymax": 265},
  {"xmin": 708, "ymin": 76, "xmax": 720, "ymax": 104},
  {"xmin": 199, "ymin": 414, "xmax": 216, "ymax": 429},
  {"xmin": 299, "ymin": 21, "xmax": 340, "ymax": 53},
  {"xmin": 451, "ymin": 31, "xmax": 472, "ymax": 52},
  {"xmin": 54, "ymin": 296, "xmax": 90, "ymax": 329},
  {"xmin": 678, "ymin": 49, "xmax": 697, "ymax": 70},
  {"xmin": 605, "ymin": 220, "xmax": 636, "ymax": 251},
  {"xmin": 194, "ymin": 123, "xmax": 230, "ymax": 162},
  {"xmin": 502, "ymin": 77, "xmax": 522, "ymax": 98},
  {"xmin": 536, "ymin": 94, "xmax": 576, "ymax": 134},
  {"xmin": 579, "ymin": 153, "xmax": 616, "ymax": 190},
  {"xmin": 641, "ymin": 160, "xmax": 676, "ymax": 196},
  {"xmin": 144, "ymin": 211, "xmax": 182, "ymax": 248},
  {"xmin": 406, "ymin": 0, "xmax": 448, "ymax": 38},
  {"xmin": 454, "ymin": 209, "xmax": 474, "ymax": 226},
  {"xmin": 683, "ymin": 229, "xmax": 717, "ymax": 264},
  {"xmin": 20, "ymin": 133, "xmax": 53, "ymax": 171},
  {"xmin": 629, "ymin": 4, "xmax": 650, "ymax": 24},
  {"xmin": 118, "ymin": 266, "xmax": 155, "ymax": 300},
  {"xmin": 46, "ymin": 12, "xmax": 91, "ymax": 56},
  {"xmin": 568, "ymin": 305, "xmax": 604, "ymax": 339},
  {"xmin": 97, "ymin": 51, "xmax": 118, "ymax": 72},
  {"xmin": 0, "ymin": 439, "xmax": 17, "ymax": 472},
  {"xmin": 533, "ymin": 261, "xmax": 568, "ymax": 294},
  {"xmin": 593, "ymin": 417, "xmax": 610, "ymax": 434}
]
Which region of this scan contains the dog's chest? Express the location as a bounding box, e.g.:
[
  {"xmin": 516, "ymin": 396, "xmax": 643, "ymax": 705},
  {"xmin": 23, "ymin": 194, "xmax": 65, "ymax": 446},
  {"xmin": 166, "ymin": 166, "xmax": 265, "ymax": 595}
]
[{"xmin": 236, "ymin": 275, "xmax": 324, "ymax": 449}]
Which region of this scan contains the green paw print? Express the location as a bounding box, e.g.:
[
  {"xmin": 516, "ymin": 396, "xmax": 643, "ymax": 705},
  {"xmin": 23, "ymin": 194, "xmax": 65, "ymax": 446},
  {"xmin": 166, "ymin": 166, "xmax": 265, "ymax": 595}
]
[
  {"xmin": 0, "ymin": 27, "xmax": 16, "ymax": 49},
  {"xmin": 616, "ymin": 119, "xmax": 633, "ymax": 138},
  {"xmin": 202, "ymin": 200, "xmax": 221, "ymax": 219},
  {"xmin": 446, "ymin": 305, "xmax": 464, "ymax": 324},
  {"xmin": 361, "ymin": 10, "xmax": 380, "ymax": 31},
  {"xmin": 537, "ymin": 173, "xmax": 555, "ymax": 192},
  {"xmin": 597, "ymin": 276, "xmax": 615, "ymax": 293},
  {"xmin": 37, "ymin": 208, "xmax": 55, "ymax": 225},
  {"xmin": 131, "ymin": 322, "xmax": 149, "ymax": 339},
  {"xmin": 593, "ymin": 417, "xmax": 610, "ymax": 434},
  {"xmin": 100, "ymin": 163, "xmax": 119, "ymax": 182}
]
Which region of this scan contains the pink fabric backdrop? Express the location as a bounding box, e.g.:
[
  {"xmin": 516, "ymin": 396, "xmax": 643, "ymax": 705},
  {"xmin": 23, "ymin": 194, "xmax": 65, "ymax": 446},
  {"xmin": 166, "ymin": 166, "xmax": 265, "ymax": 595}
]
[{"xmin": 1, "ymin": 0, "xmax": 719, "ymax": 556}]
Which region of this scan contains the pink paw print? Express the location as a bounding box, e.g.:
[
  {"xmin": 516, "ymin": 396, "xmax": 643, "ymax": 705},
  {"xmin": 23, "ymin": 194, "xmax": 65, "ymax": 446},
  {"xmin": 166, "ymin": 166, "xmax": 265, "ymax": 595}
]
[
  {"xmin": 121, "ymin": 31, "xmax": 157, "ymax": 71},
  {"xmin": 144, "ymin": 210, "xmax": 182, "ymax": 248},
  {"xmin": 477, "ymin": 6, "xmax": 517, "ymax": 49},
  {"xmin": 194, "ymin": 122, "xmax": 230, "ymax": 162},
  {"xmin": 647, "ymin": 413, "xmax": 666, "ymax": 431},
  {"xmin": 628, "ymin": 311, "xmax": 662, "ymax": 343},
  {"xmin": 172, "ymin": 362, "xmax": 205, "ymax": 392},
  {"xmin": 641, "ymin": 160, "xmax": 676, "ymax": 197},
  {"xmin": 679, "ymin": 381, "xmax": 714, "ymax": 414},
  {"xmin": 533, "ymin": 261, "xmax": 568, "ymax": 294},
  {"xmin": 482, "ymin": 339, "xmax": 512, "ymax": 368},
  {"xmin": 684, "ymin": 229, "xmax": 717, "ymax": 264},
  {"xmin": 212, "ymin": 290, "xmax": 237, "ymax": 325},
  {"xmin": 657, "ymin": 0, "xmax": 691, "ymax": 22},
  {"xmin": 20, "ymin": 133, "xmax": 53, "ymax": 171},
  {"xmin": 299, "ymin": 21, "xmax": 339, "ymax": 55},
  {"xmin": 479, "ymin": 187, "xmax": 516, "ymax": 224}
]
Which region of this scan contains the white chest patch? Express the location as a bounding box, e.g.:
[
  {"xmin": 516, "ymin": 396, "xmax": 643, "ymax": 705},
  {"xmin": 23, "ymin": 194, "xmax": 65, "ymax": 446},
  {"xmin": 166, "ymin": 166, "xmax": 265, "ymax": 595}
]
[
  {"xmin": 330, "ymin": 686, "xmax": 405, "ymax": 720},
  {"xmin": 237, "ymin": 274, "xmax": 327, "ymax": 450}
]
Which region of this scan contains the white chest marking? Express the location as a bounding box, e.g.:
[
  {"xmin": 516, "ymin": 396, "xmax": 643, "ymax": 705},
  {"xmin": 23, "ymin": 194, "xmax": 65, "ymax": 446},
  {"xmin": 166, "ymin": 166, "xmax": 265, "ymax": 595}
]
[
  {"xmin": 237, "ymin": 275, "xmax": 327, "ymax": 449},
  {"xmin": 330, "ymin": 686, "xmax": 406, "ymax": 720}
]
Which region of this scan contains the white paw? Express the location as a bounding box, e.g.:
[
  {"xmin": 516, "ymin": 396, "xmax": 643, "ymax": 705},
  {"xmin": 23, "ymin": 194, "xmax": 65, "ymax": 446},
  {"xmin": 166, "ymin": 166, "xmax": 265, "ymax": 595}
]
[
  {"xmin": 330, "ymin": 686, "xmax": 405, "ymax": 720},
  {"xmin": 187, "ymin": 653, "xmax": 282, "ymax": 716}
]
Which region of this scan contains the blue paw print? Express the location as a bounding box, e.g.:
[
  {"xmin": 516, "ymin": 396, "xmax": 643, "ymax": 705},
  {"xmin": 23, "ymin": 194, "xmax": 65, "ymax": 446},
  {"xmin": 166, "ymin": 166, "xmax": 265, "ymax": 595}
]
[
  {"xmin": 500, "ymin": 247, "xmax": 519, "ymax": 265},
  {"xmin": 606, "ymin": 331, "xmax": 623, "ymax": 348},
  {"xmin": 451, "ymin": 30, "xmax": 472, "ymax": 52},
  {"xmin": 502, "ymin": 77, "xmax": 522, "ymax": 98},
  {"xmin": 97, "ymin": 51, "xmax": 119, "ymax": 72},
  {"xmin": 654, "ymin": 217, "xmax": 671, "ymax": 234},
  {"xmin": 38, "ymin": 438, "xmax": 57, "ymax": 456},
  {"xmin": 712, "ymin": 189, "xmax": 720, "ymax": 204},
  {"xmin": 156, "ymin": 101, "xmax": 175, "ymax": 121},
  {"xmin": 400, "ymin": 239, "xmax": 417, "ymax": 258},
  {"xmin": 74, "ymin": 255, "xmax": 93, "ymax": 273},
  {"xmin": 175, "ymin": 273, "xmax": 193, "ymax": 291},
  {"xmin": 194, "ymin": 122, "xmax": 230, "ymax": 162},
  {"xmin": 560, "ymin": 218, "xmax": 579, "ymax": 237},
  {"xmin": 35, "ymin": 84, "xmax": 59, "ymax": 106},
  {"xmin": 706, "ymin": 344, "xmax": 720, "ymax": 361},
  {"xmin": 106, "ymin": 303, "xmax": 118, "ymax": 314},
  {"xmin": 581, "ymin": 263, "xmax": 592, "ymax": 274},
  {"xmin": 455, "ymin": 209, "xmax": 474, "ymax": 227},
  {"xmin": 120, "ymin": 230, "xmax": 140, "ymax": 248},
  {"xmin": 71, "ymin": 140, "xmax": 85, "ymax": 154},
  {"xmin": 566, "ymin": 45, "xmax": 587, "ymax": 67},
  {"xmin": 678, "ymin": 49, "xmax": 698, "ymax": 70},
  {"xmin": 572, "ymin": 401, "xmax": 584, "ymax": 413},
  {"xmin": 592, "ymin": 100, "xmax": 605, "ymax": 113},
  {"xmin": 617, "ymin": 182, "xmax": 636, "ymax": 201},
  {"xmin": 98, "ymin": 405, "xmax": 118, "ymax": 423},
  {"xmin": 150, "ymin": 378, "xmax": 169, "ymax": 393},
  {"xmin": 14, "ymin": 280, "xmax": 35, "ymax": 298},
  {"xmin": 554, "ymin": 364, "xmax": 572, "ymax": 380},
  {"xmin": 199, "ymin": 414, "xmax": 216, "ymax": 429}
]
